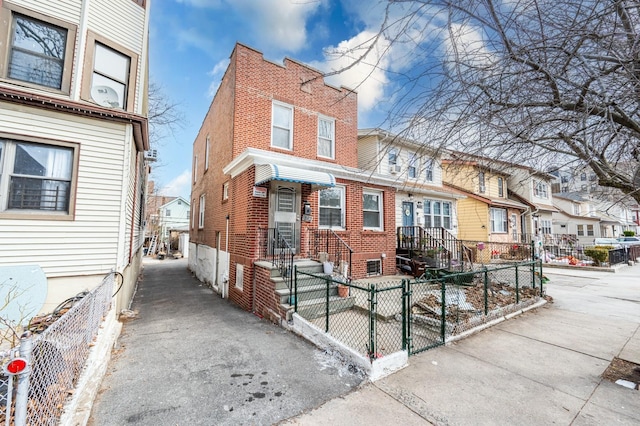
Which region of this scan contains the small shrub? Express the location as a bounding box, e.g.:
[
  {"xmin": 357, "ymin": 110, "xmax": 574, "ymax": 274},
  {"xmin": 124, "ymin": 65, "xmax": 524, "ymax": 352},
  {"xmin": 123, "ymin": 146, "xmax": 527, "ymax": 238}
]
[
  {"xmin": 584, "ymin": 247, "xmax": 610, "ymax": 265},
  {"xmin": 623, "ymin": 230, "xmax": 636, "ymax": 237}
]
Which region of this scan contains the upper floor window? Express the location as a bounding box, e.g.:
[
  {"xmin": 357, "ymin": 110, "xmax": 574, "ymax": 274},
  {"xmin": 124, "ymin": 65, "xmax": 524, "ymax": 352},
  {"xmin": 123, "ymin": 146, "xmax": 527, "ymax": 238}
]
[
  {"xmin": 561, "ymin": 186, "xmax": 568, "ymax": 193},
  {"xmin": 407, "ymin": 153, "xmax": 417, "ymax": 179},
  {"xmin": 272, "ymin": 102, "xmax": 293, "ymax": 150},
  {"xmin": 317, "ymin": 116, "xmax": 335, "ymax": 159},
  {"xmin": 82, "ymin": 32, "xmax": 138, "ymax": 111},
  {"xmin": 580, "ymin": 172, "xmax": 587, "ymax": 181},
  {"xmin": 223, "ymin": 182, "xmax": 229, "ymax": 201},
  {"xmin": 1, "ymin": 6, "xmax": 77, "ymax": 93},
  {"xmin": 363, "ymin": 189, "xmax": 383, "ymax": 230},
  {"xmin": 497, "ymin": 177, "xmax": 504, "ymax": 197},
  {"xmin": 193, "ymin": 155, "xmax": 198, "ymax": 183},
  {"xmin": 0, "ymin": 137, "xmax": 77, "ymax": 217},
  {"xmin": 534, "ymin": 180, "xmax": 549, "ymax": 198},
  {"xmin": 205, "ymin": 135, "xmax": 210, "ymax": 171},
  {"xmin": 478, "ymin": 171, "xmax": 486, "ymax": 193},
  {"xmin": 560, "ymin": 175, "xmax": 569, "ymax": 183},
  {"xmin": 424, "ymin": 158, "xmax": 434, "ymax": 182},
  {"xmin": 388, "ymin": 148, "xmax": 398, "ymax": 173},
  {"xmin": 165, "ymin": 209, "xmax": 171, "ymax": 217},
  {"xmin": 589, "ymin": 173, "xmax": 596, "ymax": 182},
  {"xmin": 573, "ymin": 203, "xmax": 581, "ymax": 215},
  {"xmin": 540, "ymin": 219, "xmax": 552, "ymax": 234}
]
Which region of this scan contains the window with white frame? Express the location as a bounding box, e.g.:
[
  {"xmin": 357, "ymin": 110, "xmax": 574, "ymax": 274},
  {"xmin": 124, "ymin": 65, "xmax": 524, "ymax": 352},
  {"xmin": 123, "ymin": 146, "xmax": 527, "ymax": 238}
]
[
  {"xmin": 541, "ymin": 219, "xmax": 552, "ymax": 234},
  {"xmin": 319, "ymin": 186, "xmax": 344, "ymax": 229},
  {"xmin": 586, "ymin": 224, "xmax": 594, "ymax": 236},
  {"xmin": 317, "ymin": 116, "xmax": 334, "ymax": 159},
  {"xmin": 193, "ymin": 155, "xmax": 198, "ymax": 183},
  {"xmin": 407, "ymin": 152, "xmax": 417, "ymax": 178},
  {"xmin": 198, "ymin": 194, "xmax": 205, "ymax": 228},
  {"xmin": 534, "ymin": 180, "xmax": 549, "ymax": 198},
  {"xmin": 165, "ymin": 209, "xmax": 171, "ymax": 217},
  {"xmin": 205, "ymin": 135, "xmax": 210, "ymax": 171},
  {"xmin": 363, "ymin": 189, "xmax": 383, "ymax": 230},
  {"xmin": 573, "ymin": 203, "xmax": 581, "ymax": 215},
  {"xmin": 577, "ymin": 224, "xmax": 584, "ymax": 236},
  {"xmin": 191, "ymin": 198, "xmax": 196, "ymax": 228},
  {"xmin": 423, "ymin": 199, "xmax": 452, "ymax": 229},
  {"xmin": 272, "ymin": 102, "xmax": 293, "ymax": 149},
  {"xmin": 388, "ymin": 148, "xmax": 398, "ymax": 173},
  {"xmin": 580, "ymin": 172, "xmax": 587, "ymax": 181},
  {"xmin": 235, "ymin": 264, "xmax": 244, "ymax": 290},
  {"xmin": 478, "ymin": 171, "xmax": 486, "ymax": 193},
  {"xmin": 490, "ymin": 208, "xmax": 507, "ymax": 233},
  {"xmin": 424, "ymin": 158, "xmax": 434, "ymax": 182},
  {"xmin": 497, "ymin": 177, "xmax": 504, "ymax": 197},
  {"xmin": 0, "ymin": 138, "xmax": 77, "ymax": 215},
  {"xmin": 2, "ymin": 7, "xmax": 76, "ymax": 92},
  {"xmin": 223, "ymin": 182, "xmax": 229, "ymax": 200}
]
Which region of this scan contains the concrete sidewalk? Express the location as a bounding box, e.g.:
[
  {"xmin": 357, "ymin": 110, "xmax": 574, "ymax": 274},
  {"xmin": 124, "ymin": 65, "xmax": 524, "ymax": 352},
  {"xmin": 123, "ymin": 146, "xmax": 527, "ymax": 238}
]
[
  {"xmin": 282, "ymin": 263, "xmax": 640, "ymax": 425},
  {"xmin": 88, "ymin": 258, "xmax": 364, "ymax": 426}
]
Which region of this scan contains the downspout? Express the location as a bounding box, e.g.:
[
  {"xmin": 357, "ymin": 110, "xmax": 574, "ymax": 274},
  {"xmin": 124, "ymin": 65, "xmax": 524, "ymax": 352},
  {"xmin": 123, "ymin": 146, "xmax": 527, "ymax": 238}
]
[
  {"xmin": 128, "ymin": 153, "xmax": 139, "ymax": 263},
  {"xmin": 224, "ymin": 214, "xmax": 230, "ymax": 298}
]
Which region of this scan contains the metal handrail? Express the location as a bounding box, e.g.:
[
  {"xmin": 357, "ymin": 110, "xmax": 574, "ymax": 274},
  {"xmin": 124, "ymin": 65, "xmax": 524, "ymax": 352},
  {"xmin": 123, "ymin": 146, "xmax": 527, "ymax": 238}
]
[
  {"xmin": 309, "ymin": 229, "xmax": 353, "ymax": 279},
  {"xmin": 258, "ymin": 227, "xmax": 295, "ymax": 291}
]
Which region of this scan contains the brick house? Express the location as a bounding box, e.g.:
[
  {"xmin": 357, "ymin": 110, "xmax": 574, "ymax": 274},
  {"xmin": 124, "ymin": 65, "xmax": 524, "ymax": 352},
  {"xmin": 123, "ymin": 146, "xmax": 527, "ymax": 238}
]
[{"xmin": 189, "ymin": 43, "xmax": 397, "ymax": 319}]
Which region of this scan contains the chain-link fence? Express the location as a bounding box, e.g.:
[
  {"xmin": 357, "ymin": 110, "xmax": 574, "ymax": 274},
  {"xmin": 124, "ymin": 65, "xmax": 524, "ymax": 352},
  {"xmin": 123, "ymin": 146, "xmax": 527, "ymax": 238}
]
[
  {"xmin": 1, "ymin": 272, "xmax": 115, "ymax": 426},
  {"xmin": 294, "ymin": 261, "xmax": 543, "ymax": 361}
]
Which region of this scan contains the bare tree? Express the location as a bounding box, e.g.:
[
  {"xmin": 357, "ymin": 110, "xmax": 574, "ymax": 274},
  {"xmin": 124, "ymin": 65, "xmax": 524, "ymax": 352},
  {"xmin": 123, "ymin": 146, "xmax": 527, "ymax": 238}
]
[
  {"xmin": 335, "ymin": 0, "xmax": 640, "ymax": 203},
  {"xmin": 147, "ymin": 81, "xmax": 185, "ymax": 148}
]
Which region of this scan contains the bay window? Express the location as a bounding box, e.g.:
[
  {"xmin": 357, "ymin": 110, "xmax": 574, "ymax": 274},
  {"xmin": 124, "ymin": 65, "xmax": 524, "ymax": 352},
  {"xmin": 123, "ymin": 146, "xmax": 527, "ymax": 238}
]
[{"xmin": 424, "ymin": 199, "xmax": 452, "ymax": 229}]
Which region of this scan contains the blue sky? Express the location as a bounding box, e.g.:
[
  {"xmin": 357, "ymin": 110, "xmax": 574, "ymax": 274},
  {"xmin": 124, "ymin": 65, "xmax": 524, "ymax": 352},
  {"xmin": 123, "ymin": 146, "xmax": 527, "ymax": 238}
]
[{"xmin": 148, "ymin": 0, "xmax": 455, "ymax": 198}]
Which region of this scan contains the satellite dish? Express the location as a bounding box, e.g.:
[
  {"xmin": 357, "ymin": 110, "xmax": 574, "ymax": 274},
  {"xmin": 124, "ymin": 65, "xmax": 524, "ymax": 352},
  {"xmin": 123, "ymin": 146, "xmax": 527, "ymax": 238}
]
[
  {"xmin": 0, "ymin": 265, "xmax": 47, "ymax": 326},
  {"xmin": 91, "ymin": 85, "xmax": 120, "ymax": 108}
]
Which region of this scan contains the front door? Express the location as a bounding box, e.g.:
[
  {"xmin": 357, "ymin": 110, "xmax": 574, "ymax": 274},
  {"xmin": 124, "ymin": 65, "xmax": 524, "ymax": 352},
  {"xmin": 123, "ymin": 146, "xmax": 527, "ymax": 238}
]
[
  {"xmin": 402, "ymin": 201, "xmax": 414, "ymax": 229},
  {"xmin": 270, "ymin": 183, "xmax": 299, "ymax": 253}
]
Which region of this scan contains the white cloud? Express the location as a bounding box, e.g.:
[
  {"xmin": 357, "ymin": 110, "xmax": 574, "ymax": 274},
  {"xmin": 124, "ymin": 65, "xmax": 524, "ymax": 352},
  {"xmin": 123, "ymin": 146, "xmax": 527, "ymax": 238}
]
[
  {"xmin": 207, "ymin": 58, "xmax": 230, "ymax": 97},
  {"xmin": 311, "ymin": 30, "xmax": 391, "ymax": 112},
  {"xmin": 159, "ymin": 170, "xmax": 192, "ymax": 199}
]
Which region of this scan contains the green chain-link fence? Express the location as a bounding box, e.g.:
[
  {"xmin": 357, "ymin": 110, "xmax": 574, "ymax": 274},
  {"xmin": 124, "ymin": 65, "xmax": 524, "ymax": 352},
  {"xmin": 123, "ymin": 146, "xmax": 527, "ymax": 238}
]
[{"xmin": 294, "ymin": 260, "xmax": 544, "ymax": 360}]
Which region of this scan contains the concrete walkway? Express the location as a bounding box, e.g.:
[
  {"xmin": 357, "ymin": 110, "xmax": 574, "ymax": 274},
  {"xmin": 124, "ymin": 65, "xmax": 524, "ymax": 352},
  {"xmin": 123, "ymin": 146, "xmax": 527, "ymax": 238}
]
[
  {"xmin": 88, "ymin": 258, "xmax": 364, "ymax": 426},
  {"xmin": 282, "ymin": 263, "xmax": 640, "ymax": 425}
]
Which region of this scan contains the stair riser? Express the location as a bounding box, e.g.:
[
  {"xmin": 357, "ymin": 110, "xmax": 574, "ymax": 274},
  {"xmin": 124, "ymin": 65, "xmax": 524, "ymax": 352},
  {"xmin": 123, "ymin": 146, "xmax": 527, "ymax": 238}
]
[
  {"xmin": 296, "ymin": 297, "xmax": 356, "ymax": 319},
  {"xmin": 274, "ymin": 276, "xmax": 332, "ymax": 290},
  {"xmin": 279, "ymin": 287, "xmax": 339, "ymax": 304}
]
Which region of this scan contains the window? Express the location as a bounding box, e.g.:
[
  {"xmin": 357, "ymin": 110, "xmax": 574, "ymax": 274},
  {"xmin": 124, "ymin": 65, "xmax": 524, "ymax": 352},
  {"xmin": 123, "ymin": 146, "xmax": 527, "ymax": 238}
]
[
  {"xmin": 191, "ymin": 198, "xmax": 196, "ymax": 228},
  {"xmin": 478, "ymin": 171, "xmax": 486, "ymax": 193},
  {"xmin": 317, "ymin": 116, "xmax": 334, "ymax": 159},
  {"xmin": 561, "ymin": 175, "xmax": 569, "ymax": 183},
  {"xmin": 580, "ymin": 172, "xmax": 587, "ymax": 181},
  {"xmin": 589, "ymin": 173, "xmax": 596, "ymax": 182},
  {"xmin": 541, "ymin": 219, "xmax": 552, "ymax": 234},
  {"xmin": 366, "ymin": 260, "xmax": 381, "ymax": 276},
  {"xmin": 165, "ymin": 209, "xmax": 171, "ymax": 217},
  {"xmin": 363, "ymin": 189, "xmax": 383, "ymax": 230},
  {"xmin": 1, "ymin": 6, "xmax": 76, "ymax": 92},
  {"xmin": 490, "ymin": 208, "xmax": 507, "ymax": 233},
  {"xmin": 81, "ymin": 32, "xmax": 138, "ymax": 111},
  {"xmin": 205, "ymin": 136, "xmax": 210, "ymax": 171},
  {"xmin": 423, "ymin": 199, "xmax": 452, "ymax": 229},
  {"xmin": 534, "ymin": 180, "xmax": 549, "ymax": 198},
  {"xmin": 198, "ymin": 194, "xmax": 205, "ymax": 228},
  {"xmin": 586, "ymin": 224, "xmax": 594, "ymax": 236},
  {"xmin": 561, "ymin": 186, "xmax": 568, "ymax": 193},
  {"xmin": 407, "ymin": 153, "xmax": 417, "ymax": 179},
  {"xmin": 272, "ymin": 102, "xmax": 293, "ymax": 149},
  {"xmin": 319, "ymin": 186, "xmax": 344, "ymax": 229},
  {"xmin": 388, "ymin": 148, "xmax": 398, "ymax": 173},
  {"xmin": 424, "ymin": 158, "xmax": 434, "ymax": 182},
  {"xmin": 0, "ymin": 138, "xmax": 77, "ymax": 216},
  {"xmin": 223, "ymin": 182, "xmax": 229, "ymax": 200},
  {"xmin": 193, "ymin": 155, "xmax": 198, "ymax": 183},
  {"xmin": 235, "ymin": 264, "xmax": 244, "ymax": 290},
  {"xmin": 581, "ymin": 184, "xmax": 587, "ymax": 191},
  {"xmin": 577, "ymin": 224, "xmax": 584, "ymax": 236},
  {"xmin": 497, "ymin": 177, "xmax": 504, "ymax": 197},
  {"xmin": 573, "ymin": 203, "xmax": 581, "ymax": 215}
]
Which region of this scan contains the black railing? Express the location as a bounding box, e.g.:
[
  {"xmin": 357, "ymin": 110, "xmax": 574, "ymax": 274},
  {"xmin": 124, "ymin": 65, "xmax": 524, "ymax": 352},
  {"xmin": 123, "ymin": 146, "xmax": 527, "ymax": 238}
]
[
  {"xmin": 258, "ymin": 228, "xmax": 295, "ymax": 290},
  {"xmin": 309, "ymin": 229, "xmax": 353, "ymax": 278},
  {"xmin": 397, "ymin": 226, "xmax": 474, "ymax": 272}
]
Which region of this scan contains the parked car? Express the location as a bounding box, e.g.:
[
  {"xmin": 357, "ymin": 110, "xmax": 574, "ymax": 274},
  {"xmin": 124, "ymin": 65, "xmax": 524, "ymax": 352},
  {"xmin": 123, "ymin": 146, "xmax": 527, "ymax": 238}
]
[
  {"xmin": 593, "ymin": 238, "xmax": 621, "ymax": 248},
  {"xmin": 616, "ymin": 236, "xmax": 640, "ymax": 246}
]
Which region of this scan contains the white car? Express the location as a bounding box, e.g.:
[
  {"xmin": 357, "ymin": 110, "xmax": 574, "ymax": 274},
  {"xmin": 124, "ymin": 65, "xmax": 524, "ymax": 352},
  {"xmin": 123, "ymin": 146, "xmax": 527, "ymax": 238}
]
[
  {"xmin": 616, "ymin": 236, "xmax": 640, "ymax": 246},
  {"xmin": 593, "ymin": 238, "xmax": 621, "ymax": 247}
]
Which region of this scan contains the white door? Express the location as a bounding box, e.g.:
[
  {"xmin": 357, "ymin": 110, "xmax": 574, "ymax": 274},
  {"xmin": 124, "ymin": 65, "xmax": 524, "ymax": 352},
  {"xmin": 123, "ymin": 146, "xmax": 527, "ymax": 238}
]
[{"xmin": 270, "ymin": 184, "xmax": 299, "ymax": 253}]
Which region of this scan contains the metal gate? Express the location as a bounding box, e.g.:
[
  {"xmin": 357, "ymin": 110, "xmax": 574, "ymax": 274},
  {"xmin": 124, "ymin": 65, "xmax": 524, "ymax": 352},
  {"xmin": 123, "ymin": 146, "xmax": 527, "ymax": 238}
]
[{"xmin": 406, "ymin": 278, "xmax": 446, "ymax": 355}]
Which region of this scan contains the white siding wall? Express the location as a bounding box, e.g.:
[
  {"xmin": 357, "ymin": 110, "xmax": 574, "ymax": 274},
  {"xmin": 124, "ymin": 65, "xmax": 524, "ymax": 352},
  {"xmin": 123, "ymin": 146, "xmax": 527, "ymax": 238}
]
[
  {"xmin": 10, "ymin": 0, "xmax": 82, "ymax": 25},
  {"xmin": 356, "ymin": 136, "xmax": 380, "ymax": 172},
  {"xmin": 0, "ymin": 103, "xmax": 129, "ymax": 277}
]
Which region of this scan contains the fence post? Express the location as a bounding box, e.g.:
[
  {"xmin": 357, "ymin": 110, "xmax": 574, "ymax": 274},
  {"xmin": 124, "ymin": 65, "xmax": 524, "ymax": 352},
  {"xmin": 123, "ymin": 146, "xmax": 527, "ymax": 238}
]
[
  {"xmin": 294, "ymin": 265, "xmax": 298, "ymax": 312},
  {"xmin": 531, "ymin": 260, "xmax": 536, "ymax": 293},
  {"xmin": 14, "ymin": 332, "xmax": 33, "ymax": 426},
  {"xmin": 483, "ymin": 267, "xmax": 489, "ymax": 316},
  {"xmin": 539, "ymin": 260, "xmax": 544, "ymax": 296},
  {"xmin": 440, "ymin": 279, "xmax": 446, "ymax": 342},
  {"xmin": 515, "ymin": 263, "xmax": 520, "ymax": 304},
  {"xmin": 402, "ymin": 279, "xmax": 407, "ymax": 351},
  {"xmin": 325, "ymin": 276, "xmax": 330, "ymax": 333},
  {"xmin": 369, "ymin": 284, "xmax": 376, "ymax": 360}
]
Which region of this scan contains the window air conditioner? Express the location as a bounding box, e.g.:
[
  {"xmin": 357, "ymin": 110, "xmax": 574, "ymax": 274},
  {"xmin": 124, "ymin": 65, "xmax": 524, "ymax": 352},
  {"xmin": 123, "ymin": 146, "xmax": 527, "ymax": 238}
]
[
  {"xmin": 144, "ymin": 149, "xmax": 158, "ymax": 162},
  {"xmin": 389, "ymin": 164, "xmax": 401, "ymax": 174},
  {"xmin": 479, "ymin": 184, "xmax": 486, "ymax": 193}
]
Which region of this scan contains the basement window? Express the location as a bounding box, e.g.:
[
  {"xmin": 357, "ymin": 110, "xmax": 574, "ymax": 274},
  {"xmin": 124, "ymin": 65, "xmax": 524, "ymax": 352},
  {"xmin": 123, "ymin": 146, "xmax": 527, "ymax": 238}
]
[{"xmin": 366, "ymin": 260, "xmax": 381, "ymax": 276}]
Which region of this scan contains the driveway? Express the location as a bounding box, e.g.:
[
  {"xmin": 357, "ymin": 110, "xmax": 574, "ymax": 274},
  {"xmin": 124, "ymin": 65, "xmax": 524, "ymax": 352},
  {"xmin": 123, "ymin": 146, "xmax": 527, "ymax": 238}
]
[{"xmin": 88, "ymin": 258, "xmax": 364, "ymax": 426}]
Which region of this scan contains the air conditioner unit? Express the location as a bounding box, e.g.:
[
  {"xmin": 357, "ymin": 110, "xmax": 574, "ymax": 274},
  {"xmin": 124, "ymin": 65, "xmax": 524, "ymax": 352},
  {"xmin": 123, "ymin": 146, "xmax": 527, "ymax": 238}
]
[
  {"xmin": 144, "ymin": 149, "xmax": 158, "ymax": 162},
  {"xmin": 479, "ymin": 184, "xmax": 486, "ymax": 193},
  {"xmin": 389, "ymin": 164, "xmax": 401, "ymax": 174}
]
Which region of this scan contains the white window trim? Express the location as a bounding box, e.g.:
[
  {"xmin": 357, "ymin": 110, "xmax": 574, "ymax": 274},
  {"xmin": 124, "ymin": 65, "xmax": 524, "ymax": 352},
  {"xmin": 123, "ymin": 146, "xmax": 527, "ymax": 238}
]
[
  {"xmin": 235, "ymin": 264, "xmax": 244, "ymax": 290},
  {"xmin": 205, "ymin": 135, "xmax": 210, "ymax": 171},
  {"xmin": 223, "ymin": 182, "xmax": 229, "ymax": 200},
  {"xmin": 193, "ymin": 155, "xmax": 198, "ymax": 183},
  {"xmin": 423, "ymin": 199, "xmax": 453, "ymax": 230},
  {"xmin": 198, "ymin": 194, "xmax": 205, "ymax": 229},
  {"xmin": 319, "ymin": 185, "xmax": 345, "ymax": 230},
  {"xmin": 191, "ymin": 198, "xmax": 196, "ymax": 228},
  {"xmin": 497, "ymin": 177, "xmax": 504, "ymax": 197},
  {"xmin": 317, "ymin": 115, "xmax": 335, "ymax": 159},
  {"xmin": 490, "ymin": 207, "xmax": 507, "ymax": 233},
  {"xmin": 407, "ymin": 152, "xmax": 417, "ymax": 179},
  {"xmin": 271, "ymin": 101, "xmax": 294, "ymax": 150},
  {"xmin": 363, "ymin": 188, "xmax": 383, "ymax": 231},
  {"xmin": 424, "ymin": 158, "xmax": 434, "ymax": 182}
]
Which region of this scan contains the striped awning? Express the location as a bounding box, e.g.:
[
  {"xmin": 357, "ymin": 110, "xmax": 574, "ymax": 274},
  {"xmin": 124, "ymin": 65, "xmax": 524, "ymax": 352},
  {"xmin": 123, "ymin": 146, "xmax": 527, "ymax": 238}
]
[{"xmin": 255, "ymin": 164, "xmax": 336, "ymax": 189}]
